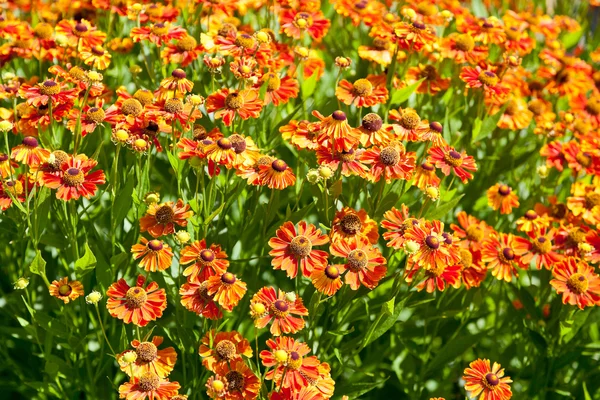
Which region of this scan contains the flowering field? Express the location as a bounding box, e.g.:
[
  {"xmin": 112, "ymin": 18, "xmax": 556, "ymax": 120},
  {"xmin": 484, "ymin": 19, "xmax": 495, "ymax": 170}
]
[{"xmin": 1, "ymin": 0, "xmax": 600, "ymax": 399}]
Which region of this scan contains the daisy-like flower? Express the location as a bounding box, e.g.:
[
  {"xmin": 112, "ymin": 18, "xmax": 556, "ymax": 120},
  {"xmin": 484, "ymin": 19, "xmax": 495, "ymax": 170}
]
[
  {"xmin": 358, "ymin": 37, "xmax": 396, "ymax": 66},
  {"xmin": 481, "ymin": 233, "xmax": 529, "ymax": 282},
  {"xmin": 310, "ymin": 264, "xmax": 344, "ymax": 296},
  {"xmin": 463, "ymin": 359, "xmax": 512, "ymax": 400},
  {"xmin": 413, "ymin": 161, "xmax": 441, "ymax": 191},
  {"xmin": 0, "ymin": 177, "xmax": 28, "ymax": 211},
  {"xmin": 388, "ymin": 107, "xmax": 428, "ymax": 142},
  {"xmin": 79, "ymin": 45, "xmax": 112, "ymax": 70},
  {"xmin": 406, "ymin": 64, "xmax": 451, "ymax": 95},
  {"xmin": 460, "ymin": 65, "xmax": 509, "ymax": 98},
  {"xmin": 331, "ymin": 207, "xmax": 379, "ymax": 245},
  {"xmin": 428, "ymin": 145, "xmax": 478, "ymax": 183},
  {"xmin": 106, "ymin": 275, "xmax": 167, "ymax": 327},
  {"xmin": 42, "ymin": 154, "xmax": 106, "ymax": 201},
  {"xmin": 404, "ymin": 220, "xmax": 457, "ymax": 270},
  {"xmin": 515, "ymin": 210, "xmax": 550, "ymax": 234},
  {"xmin": 336, "ymin": 75, "xmax": 389, "ymax": 107},
  {"xmin": 487, "ymin": 183, "xmax": 519, "ymax": 214},
  {"xmin": 316, "ymin": 147, "xmax": 368, "ymax": 178},
  {"xmin": 180, "ymin": 239, "xmax": 229, "ymax": 283},
  {"xmin": 19, "ymin": 79, "xmax": 78, "ymax": 107},
  {"xmin": 262, "ymin": 73, "xmax": 299, "ymax": 106},
  {"xmin": 258, "ymin": 159, "xmax": 296, "ymax": 190},
  {"xmin": 10, "ymin": 136, "xmax": 50, "ymax": 167},
  {"xmin": 198, "ymin": 330, "xmax": 253, "ymax": 372},
  {"xmin": 457, "ymin": 248, "xmax": 487, "ymax": 290},
  {"xmin": 418, "ymin": 121, "xmax": 448, "ymax": 148},
  {"xmin": 566, "ymin": 181, "xmax": 600, "ymax": 228},
  {"xmin": 0, "ymin": 153, "xmax": 17, "ymax": 178},
  {"xmin": 117, "ymin": 336, "xmax": 177, "ymax": 378},
  {"xmin": 520, "ymin": 228, "xmax": 562, "ymax": 270},
  {"xmin": 140, "ymin": 199, "xmax": 193, "ymax": 238},
  {"xmin": 205, "ymin": 272, "xmax": 247, "ymax": 312},
  {"xmin": 441, "ymin": 33, "xmax": 488, "ymax": 64},
  {"xmin": 268, "ymin": 221, "xmax": 329, "ymax": 278},
  {"xmin": 381, "ymin": 205, "xmax": 417, "ymax": 250},
  {"xmin": 280, "ymin": 9, "xmax": 330, "ymax": 41},
  {"xmin": 179, "ymin": 280, "xmax": 222, "ymax": 320},
  {"xmin": 312, "ymin": 110, "xmax": 361, "ymax": 152},
  {"xmin": 205, "ymin": 88, "xmax": 263, "ymax": 127},
  {"xmin": 55, "ymin": 19, "xmax": 106, "ymax": 48},
  {"xmin": 160, "ymin": 69, "xmax": 194, "ymax": 95},
  {"xmin": 550, "ymin": 257, "xmax": 600, "ymax": 310},
  {"xmin": 394, "ymin": 21, "xmax": 436, "ymax": 51},
  {"xmin": 131, "ymin": 238, "xmax": 174, "ymax": 272},
  {"xmin": 49, "ymin": 277, "xmax": 84, "ymax": 304},
  {"xmin": 450, "ymin": 211, "xmax": 491, "ymax": 251},
  {"xmin": 250, "ymin": 287, "xmax": 308, "ymax": 336},
  {"xmin": 360, "ymin": 142, "xmax": 416, "ymax": 183},
  {"xmin": 260, "ymin": 336, "xmax": 320, "ymax": 391},
  {"xmin": 213, "ymin": 360, "xmax": 261, "ymax": 400},
  {"xmin": 407, "ymin": 263, "xmax": 461, "ymax": 293},
  {"xmin": 161, "ymin": 34, "xmax": 202, "ymax": 67},
  {"xmin": 358, "ymin": 113, "xmax": 394, "ymax": 147},
  {"xmin": 118, "ymin": 371, "xmax": 180, "ymax": 400},
  {"xmin": 459, "ymin": 17, "xmax": 507, "ymax": 45},
  {"xmin": 130, "ymin": 22, "xmax": 187, "ymax": 46},
  {"xmin": 329, "ymin": 237, "xmax": 387, "ymax": 290}
]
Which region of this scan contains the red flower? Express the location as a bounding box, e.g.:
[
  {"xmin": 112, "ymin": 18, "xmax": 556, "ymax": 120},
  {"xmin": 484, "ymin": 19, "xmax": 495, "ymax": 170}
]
[
  {"xmin": 550, "ymin": 257, "xmax": 600, "ymax": 309},
  {"xmin": 330, "ymin": 207, "xmax": 379, "ymax": 245},
  {"xmin": 280, "ymin": 9, "xmax": 330, "ymax": 41},
  {"xmin": 206, "ymin": 272, "xmax": 247, "ymax": 312},
  {"xmin": 404, "ymin": 220, "xmax": 458, "ymax": 271},
  {"xmin": 428, "ymin": 145, "xmax": 477, "ymax": 183},
  {"xmin": 262, "ymin": 73, "xmax": 299, "ymax": 106},
  {"xmin": 460, "ymin": 65, "xmax": 509, "ymax": 98},
  {"xmin": 360, "ymin": 142, "xmax": 416, "ymax": 183},
  {"xmin": 179, "ymin": 279, "xmax": 222, "ymax": 320},
  {"xmin": 329, "ymin": 237, "xmax": 387, "ymax": 290},
  {"xmin": 310, "ymin": 264, "xmax": 344, "ymax": 296},
  {"xmin": 42, "ymin": 154, "xmax": 105, "ymax": 201},
  {"xmin": 251, "ymin": 287, "xmax": 308, "ymax": 336},
  {"xmin": 131, "ymin": 238, "xmax": 174, "ymax": 272},
  {"xmin": 55, "ymin": 19, "xmax": 106, "ymax": 48},
  {"xmin": 180, "ymin": 239, "xmax": 229, "ymax": 283},
  {"xmin": 481, "ymin": 233, "xmax": 529, "ymax": 282},
  {"xmin": 268, "ymin": 221, "xmax": 329, "ymax": 278},
  {"xmin": 381, "ymin": 205, "xmax": 416, "ymax": 250},
  {"xmin": 520, "ymin": 228, "xmax": 562, "ymax": 270},
  {"xmin": 260, "ymin": 336, "xmax": 320, "ymax": 391},
  {"xmin": 10, "ymin": 136, "xmax": 50, "ymax": 167},
  {"xmin": 463, "ymin": 359, "xmax": 512, "ymax": 400},
  {"xmin": 212, "ymin": 360, "xmax": 261, "ymax": 400},
  {"xmin": 106, "ymin": 275, "xmax": 167, "ymax": 327},
  {"xmin": 258, "ymin": 159, "xmax": 296, "ymax": 190},
  {"xmin": 312, "ymin": 110, "xmax": 361, "ymax": 152},
  {"xmin": 19, "ymin": 79, "xmax": 78, "ymax": 107},
  {"xmin": 199, "ymin": 330, "xmax": 253, "ymax": 372},
  {"xmin": 205, "ymin": 88, "xmax": 263, "ymax": 127},
  {"xmin": 139, "ymin": 199, "xmax": 193, "ymax": 238}
]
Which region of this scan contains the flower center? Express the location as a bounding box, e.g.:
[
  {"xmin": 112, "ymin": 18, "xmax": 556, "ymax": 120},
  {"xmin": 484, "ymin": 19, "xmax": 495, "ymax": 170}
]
[
  {"xmin": 271, "ymin": 300, "xmax": 289, "ymax": 317},
  {"xmin": 23, "ymin": 136, "xmax": 39, "ymax": 147},
  {"xmin": 147, "ymin": 240, "xmax": 163, "ymax": 251},
  {"xmin": 164, "ymin": 98, "xmax": 183, "ymax": 114},
  {"xmin": 352, "ymin": 79, "xmax": 373, "ymax": 97},
  {"xmin": 420, "ymin": 65, "xmax": 438, "ymax": 80},
  {"xmin": 264, "ymin": 73, "xmax": 281, "ymax": 91},
  {"xmin": 380, "ymin": 146, "xmax": 400, "ymax": 166},
  {"xmin": 125, "ymin": 287, "xmax": 147, "ymax": 309},
  {"xmin": 340, "ymin": 149, "xmax": 356, "ymax": 162},
  {"xmin": 550, "ymin": 203, "xmax": 567, "ymax": 219},
  {"xmin": 576, "ymin": 152, "xmax": 591, "ymax": 167},
  {"xmin": 271, "ymin": 159, "xmax": 288, "ymax": 172},
  {"xmin": 234, "ymin": 33, "xmax": 256, "ymax": 49},
  {"xmin": 504, "ymin": 100, "xmax": 518, "ymax": 116},
  {"xmin": 177, "ymin": 36, "xmax": 197, "ymax": 51},
  {"xmin": 325, "ymin": 265, "xmax": 340, "ymax": 279},
  {"xmin": 154, "ymin": 205, "xmax": 175, "ymax": 224},
  {"xmin": 63, "ymin": 167, "xmax": 85, "ymax": 186},
  {"xmin": 339, "ymin": 213, "xmax": 362, "ymax": 235},
  {"xmin": 151, "ymin": 23, "xmax": 169, "ymax": 36},
  {"xmin": 225, "ymin": 371, "xmax": 244, "ymax": 392},
  {"xmin": 134, "ymin": 89, "xmax": 154, "ymax": 106},
  {"xmin": 362, "ymin": 113, "xmax": 383, "ymax": 131},
  {"xmin": 425, "ymin": 235, "xmax": 440, "ymax": 249},
  {"xmin": 171, "ymin": 68, "xmax": 187, "ymax": 79},
  {"xmin": 443, "ymin": 150, "xmax": 462, "ymax": 167},
  {"xmin": 373, "ymin": 38, "xmax": 389, "ymax": 50},
  {"xmin": 137, "ymin": 371, "xmax": 160, "ymax": 392},
  {"xmin": 455, "ymin": 34, "xmax": 475, "ymax": 52},
  {"xmin": 121, "ymin": 98, "xmax": 143, "ymax": 116},
  {"xmin": 465, "ymin": 225, "xmax": 484, "ymax": 242},
  {"xmin": 58, "ymin": 284, "xmax": 73, "ymax": 296},
  {"xmin": 400, "ymin": 111, "xmax": 420, "ymax": 130},
  {"xmin": 91, "ymin": 45, "xmax": 105, "ymax": 56},
  {"xmin": 289, "ymin": 235, "xmax": 312, "ymax": 258},
  {"xmin": 524, "ymin": 210, "xmax": 538, "ymax": 220},
  {"xmin": 225, "ymin": 93, "xmax": 244, "ymax": 110},
  {"xmin": 499, "ymin": 247, "xmax": 515, "ymax": 263},
  {"xmin": 429, "ymin": 121, "xmax": 443, "ymax": 133},
  {"xmin": 74, "ymin": 22, "xmax": 88, "ymax": 35},
  {"xmin": 347, "ymin": 249, "xmax": 368, "ymax": 271},
  {"xmin": 229, "ymin": 134, "xmax": 247, "ymax": 154},
  {"xmin": 217, "ymin": 138, "xmax": 232, "ymax": 150},
  {"xmin": 412, "ymin": 21, "xmax": 426, "ymax": 30},
  {"xmin": 585, "ymin": 192, "xmax": 600, "ymax": 209},
  {"xmin": 34, "ymin": 23, "xmax": 54, "ymax": 39},
  {"xmin": 221, "ymin": 272, "xmax": 236, "ymax": 284},
  {"xmin": 498, "ymin": 185, "xmax": 511, "ymax": 196},
  {"xmin": 197, "ymin": 282, "xmax": 214, "ymax": 301},
  {"xmin": 215, "ymin": 340, "xmax": 237, "ymax": 361},
  {"xmin": 459, "ymin": 249, "xmax": 473, "ymax": 268},
  {"xmin": 566, "ymin": 273, "xmax": 589, "ymax": 295},
  {"xmin": 478, "ymin": 71, "xmax": 499, "ymax": 87},
  {"xmin": 532, "ymin": 237, "xmax": 552, "ymax": 254},
  {"xmin": 567, "ymin": 228, "xmax": 586, "ymax": 245},
  {"xmin": 288, "ymin": 351, "xmax": 303, "ymax": 369},
  {"xmin": 528, "ymin": 99, "xmax": 545, "ymax": 115},
  {"xmin": 484, "ymin": 373, "xmax": 500, "ymax": 388},
  {"xmin": 87, "ymin": 107, "xmax": 106, "ymax": 124},
  {"xmin": 332, "ymin": 110, "xmax": 347, "ymax": 121},
  {"xmin": 40, "ymin": 80, "xmax": 60, "ymax": 96},
  {"xmin": 585, "ymin": 97, "xmax": 600, "ymax": 115},
  {"xmin": 0, "ymin": 153, "xmax": 7, "ymax": 162},
  {"xmin": 136, "ymin": 342, "xmax": 158, "ymax": 362}
]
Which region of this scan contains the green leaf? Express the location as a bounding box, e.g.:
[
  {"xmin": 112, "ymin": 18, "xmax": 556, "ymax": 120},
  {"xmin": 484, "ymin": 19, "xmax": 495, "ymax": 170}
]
[
  {"xmin": 561, "ymin": 28, "xmax": 584, "ymax": 50},
  {"xmin": 301, "ymin": 71, "xmax": 318, "ymax": 98},
  {"xmin": 583, "ymin": 383, "xmax": 593, "ymax": 400},
  {"xmin": 29, "ymin": 251, "xmax": 46, "ymax": 277},
  {"xmin": 113, "ymin": 169, "xmax": 134, "ymax": 225},
  {"xmin": 560, "ymin": 309, "xmax": 590, "ymax": 344},
  {"xmin": 361, "ymin": 298, "xmax": 404, "ymax": 348},
  {"xmin": 425, "ymin": 330, "xmax": 489, "ymax": 376},
  {"xmin": 204, "ymin": 202, "xmax": 225, "ymax": 226},
  {"xmin": 75, "ymin": 243, "xmax": 97, "ymax": 276},
  {"xmin": 390, "ymin": 79, "xmax": 425, "ymax": 105},
  {"xmin": 472, "ymin": 106, "xmax": 505, "ymax": 143},
  {"xmin": 425, "ymin": 194, "xmax": 464, "ymax": 221},
  {"xmin": 336, "ymin": 379, "xmax": 388, "ymax": 398}
]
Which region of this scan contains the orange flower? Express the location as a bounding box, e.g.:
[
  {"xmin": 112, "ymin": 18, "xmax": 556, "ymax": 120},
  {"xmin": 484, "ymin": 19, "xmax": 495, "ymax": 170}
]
[
  {"xmin": 280, "ymin": 9, "xmax": 330, "ymax": 41},
  {"xmin": 118, "ymin": 372, "xmax": 180, "ymax": 400},
  {"xmin": 487, "ymin": 183, "xmax": 519, "ymax": 214},
  {"xmin": 358, "ymin": 37, "xmax": 396, "ymax": 66},
  {"xmin": 336, "ymin": 75, "xmax": 389, "ymax": 107},
  {"xmin": 330, "ymin": 207, "xmax": 379, "ymax": 244},
  {"xmin": 11, "ymin": 136, "xmax": 50, "ymax": 167},
  {"xmin": 316, "ymin": 147, "xmax": 368, "ymax": 178},
  {"xmin": 79, "ymin": 45, "xmax": 112, "ymax": 70},
  {"xmin": 179, "ymin": 279, "xmax": 222, "ymax": 320},
  {"xmin": 460, "ymin": 65, "xmax": 509, "ymax": 98},
  {"xmin": 457, "ymin": 248, "xmax": 487, "ymax": 290},
  {"xmin": 515, "ymin": 210, "xmax": 550, "ymax": 234},
  {"xmin": 329, "ymin": 237, "xmax": 387, "ymax": 290},
  {"xmin": 258, "ymin": 159, "xmax": 296, "ymax": 190},
  {"xmin": 481, "ymin": 233, "xmax": 529, "ymax": 282},
  {"xmin": 268, "ymin": 221, "xmax": 329, "ymax": 278},
  {"xmin": 360, "ymin": 142, "xmax": 416, "ymax": 183},
  {"xmin": 117, "ymin": 336, "xmax": 177, "ymax": 378},
  {"xmin": 407, "ymin": 263, "xmax": 461, "ymax": 293},
  {"xmin": 206, "ymin": 272, "xmax": 247, "ymax": 312},
  {"xmin": 106, "ymin": 275, "xmax": 167, "ymax": 327},
  {"xmin": 55, "ymin": 19, "xmax": 106, "ymax": 48},
  {"xmin": 130, "ymin": 22, "xmax": 186, "ymax": 46},
  {"xmin": 212, "ymin": 359, "xmax": 261, "ymax": 400},
  {"xmin": 310, "ymin": 264, "xmax": 344, "ymax": 296},
  {"xmin": 180, "ymin": 239, "xmax": 229, "ymax": 283},
  {"xmin": 131, "ymin": 238, "xmax": 173, "ymax": 272},
  {"xmin": 450, "ymin": 211, "xmax": 492, "ymax": 251},
  {"xmin": 496, "ymin": 98, "xmax": 533, "ymax": 130},
  {"xmin": 250, "ymin": 287, "xmax": 308, "ymax": 336},
  {"xmin": 358, "ymin": 113, "xmax": 394, "ymax": 147},
  {"xmin": 19, "ymin": 79, "xmax": 78, "ymax": 107},
  {"xmin": 405, "ymin": 64, "xmax": 451, "ymax": 95},
  {"xmin": 0, "ymin": 177, "xmax": 28, "ymax": 211},
  {"xmin": 550, "ymin": 257, "xmax": 600, "ymax": 310},
  {"xmin": 312, "ymin": 110, "xmax": 361, "ymax": 152},
  {"xmin": 393, "ymin": 21, "xmax": 436, "ymax": 51},
  {"xmin": 0, "ymin": 153, "xmax": 17, "ymax": 178},
  {"xmin": 262, "ymin": 73, "xmax": 299, "ymax": 106},
  {"xmin": 280, "ymin": 119, "xmax": 319, "ymax": 150},
  {"xmin": 566, "ymin": 181, "xmax": 600, "ymax": 227},
  {"xmin": 521, "ymin": 228, "xmax": 562, "ymax": 270},
  {"xmin": 260, "ymin": 336, "xmax": 320, "ymax": 391},
  {"xmin": 159, "ymin": 69, "xmax": 194, "ymax": 94},
  {"xmin": 463, "ymin": 359, "xmax": 512, "ymax": 400},
  {"xmin": 49, "ymin": 277, "xmax": 84, "ymax": 304},
  {"xmin": 140, "ymin": 199, "xmax": 193, "ymax": 238},
  {"xmin": 42, "ymin": 155, "xmax": 106, "ymax": 201},
  {"xmin": 428, "ymin": 146, "xmax": 478, "ymax": 183},
  {"xmin": 441, "ymin": 33, "xmax": 488, "ymax": 64},
  {"xmin": 459, "ymin": 17, "xmax": 507, "ymax": 45},
  {"xmin": 161, "ymin": 35, "xmax": 202, "ymax": 67},
  {"xmin": 199, "ymin": 330, "xmax": 253, "ymax": 372},
  {"xmin": 388, "ymin": 107, "xmax": 428, "ymax": 142},
  {"xmin": 404, "ymin": 220, "xmax": 458, "ymax": 270},
  {"xmin": 205, "ymin": 88, "xmax": 263, "ymax": 127},
  {"xmin": 413, "ymin": 161, "xmax": 441, "ymax": 191},
  {"xmin": 381, "ymin": 205, "xmax": 417, "ymax": 250}
]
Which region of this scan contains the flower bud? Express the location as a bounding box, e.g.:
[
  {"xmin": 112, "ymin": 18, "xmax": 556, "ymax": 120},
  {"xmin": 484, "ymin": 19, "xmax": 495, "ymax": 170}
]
[
  {"xmin": 13, "ymin": 277, "xmax": 29, "ymax": 290},
  {"xmin": 285, "ymin": 292, "xmax": 296, "ymax": 302},
  {"xmin": 403, "ymin": 240, "xmax": 420, "ymax": 255},
  {"xmin": 211, "ymin": 379, "xmax": 225, "ymax": 391},
  {"xmin": 274, "ymin": 350, "xmax": 288, "ymax": 363},
  {"xmin": 85, "ymin": 290, "xmax": 103, "ymax": 305},
  {"xmin": 402, "ymin": 8, "xmax": 417, "ymax": 21},
  {"xmin": 536, "ymin": 165, "xmax": 548, "ymax": 179},
  {"xmin": 250, "ymin": 302, "xmax": 266, "ymax": 317},
  {"xmin": 0, "ymin": 120, "xmax": 13, "ymax": 132},
  {"xmin": 425, "ymin": 185, "xmax": 440, "ymax": 201},
  {"xmin": 306, "ymin": 169, "xmax": 321, "ymax": 184},
  {"xmin": 318, "ymin": 165, "xmax": 333, "ymax": 179},
  {"xmin": 144, "ymin": 192, "xmax": 160, "ymax": 205},
  {"xmin": 122, "ymin": 351, "xmax": 137, "ymax": 364},
  {"xmin": 175, "ymin": 230, "xmax": 191, "ymax": 245}
]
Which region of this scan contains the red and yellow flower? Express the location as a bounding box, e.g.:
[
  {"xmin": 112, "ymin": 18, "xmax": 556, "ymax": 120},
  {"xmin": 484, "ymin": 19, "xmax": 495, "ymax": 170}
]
[
  {"xmin": 49, "ymin": 277, "xmax": 84, "ymax": 304},
  {"xmin": 330, "ymin": 207, "xmax": 379, "ymax": 244},
  {"xmin": 481, "ymin": 233, "xmax": 529, "ymax": 282},
  {"xmin": 206, "ymin": 272, "xmax": 247, "ymax": 312},
  {"xmin": 336, "ymin": 75, "xmax": 389, "ymax": 107},
  {"xmin": 260, "ymin": 336, "xmax": 320, "ymax": 391},
  {"xmin": 329, "ymin": 237, "xmax": 387, "ymax": 290},
  {"xmin": 199, "ymin": 330, "xmax": 253, "ymax": 372},
  {"xmin": 131, "ymin": 237, "xmax": 174, "ymax": 272},
  {"xmin": 140, "ymin": 199, "xmax": 193, "ymax": 238},
  {"xmin": 250, "ymin": 287, "xmax": 308, "ymax": 336},
  {"xmin": 118, "ymin": 336, "xmax": 177, "ymax": 378},
  {"xmin": 550, "ymin": 257, "xmax": 600, "ymax": 309},
  {"xmin": 205, "ymin": 88, "xmax": 263, "ymax": 127},
  {"xmin": 487, "ymin": 183, "xmax": 520, "ymax": 215},
  {"xmin": 118, "ymin": 372, "xmax": 180, "ymax": 400},
  {"xmin": 463, "ymin": 359, "xmax": 512, "ymax": 400},
  {"xmin": 180, "ymin": 239, "xmax": 230, "ymax": 283},
  {"xmin": 42, "ymin": 154, "xmax": 105, "ymax": 201},
  {"xmin": 106, "ymin": 275, "xmax": 167, "ymax": 327},
  {"xmin": 179, "ymin": 279, "xmax": 222, "ymax": 320}
]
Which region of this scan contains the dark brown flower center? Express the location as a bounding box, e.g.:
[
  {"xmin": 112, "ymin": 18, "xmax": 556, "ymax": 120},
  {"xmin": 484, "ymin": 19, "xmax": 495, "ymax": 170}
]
[
  {"xmin": 352, "ymin": 79, "xmax": 373, "ymax": 97},
  {"xmin": 221, "ymin": 272, "xmax": 236, "ymax": 284},
  {"xmin": 567, "ymin": 273, "xmax": 588, "ymax": 295},
  {"xmin": 332, "ymin": 110, "xmax": 347, "ymax": 121},
  {"xmin": 225, "ymin": 93, "xmax": 244, "ymax": 110},
  {"xmin": 40, "ymin": 80, "xmax": 60, "ymax": 96},
  {"xmin": 340, "ymin": 213, "xmax": 362, "ymax": 235},
  {"xmin": 137, "ymin": 371, "xmax": 160, "ymax": 392},
  {"xmin": 288, "ymin": 351, "xmax": 303, "ymax": 369},
  {"xmin": 362, "ymin": 113, "xmax": 383, "ymax": 131},
  {"xmin": 151, "ymin": 23, "xmax": 169, "ymax": 36},
  {"xmin": 225, "ymin": 371, "xmax": 244, "ymax": 392},
  {"xmin": 272, "ymin": 299, "xmax": 289, "ymax": 317},
  {"xmin": 500, "ymin": 247, "xmax": 515, "ymax": 262},
  {"xmin": 121, "ymin": 98, "xmax": 143, "ymax": 116},
  {"xmin": 23, "ymin": 136, "xmax": 39, "ymax": 147},
  {"xmin": 147, "ymin": 240, "xmax": 163, "ymax": 251},
  {"xmin": 136, "ymin": 342, "xmax": 158, "ymax": 362},
  {"xmin": 425, "ymin": 235, "xmax": 440, "ymax": 249},
  {"xmin": 532, "ymin": 237, "xmax": 552, "ymax": 254},
  {"xmin": 421, "ymin": 161, "xmax": 435, "ymax": 171},
  {"xmin": 271, "ymin": 159, "xmax": 288, "ymax": 172},
  {"xmin": 171, "ymin": 68, "xmax": 186, "ymax": 79},
  {"xmin": 380, "ymin": 146, "xmax": 400, "ymax": 166},
  {"xmin": 484, "ymin": 373, "xmax": 499, "ymax": 387},
  {"xmin": 229, "ymin": 134, "xmax": 246, "ymax": 154},
  {"xmin": 87, "ymin": 107, "xmax": 105, "ymax": 124},
  {"xmin": 155, "ymin": 205, "xmax": 175, "ymax": 224},
  {"xmin": 215, "ymin": 339, "xmax": 237, "ymax": 361},
  {"xmin": 478, "ymin": 71, "xmax": 499, "ymax": 87},
  {"xmin": 498, "ymin": 185, "xmax": 511, "ymax": 196},
  {"xmin": 524, "ymin": 210, "xmax": 537, "ymax": 220},
  {"xmin": 585, "ymin": 192, "xmax": 600, "ymax": 209},
  {"xmin": 164, "ymin": 98, "xmax": 183, "ymax": 114},
  {"xmin": 347, "ymin": 249, "xmax": 368, "ymax": 271},
  {"xmin": 399, "ymin": 111, "xmax": 420, "ymax": 130}
]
